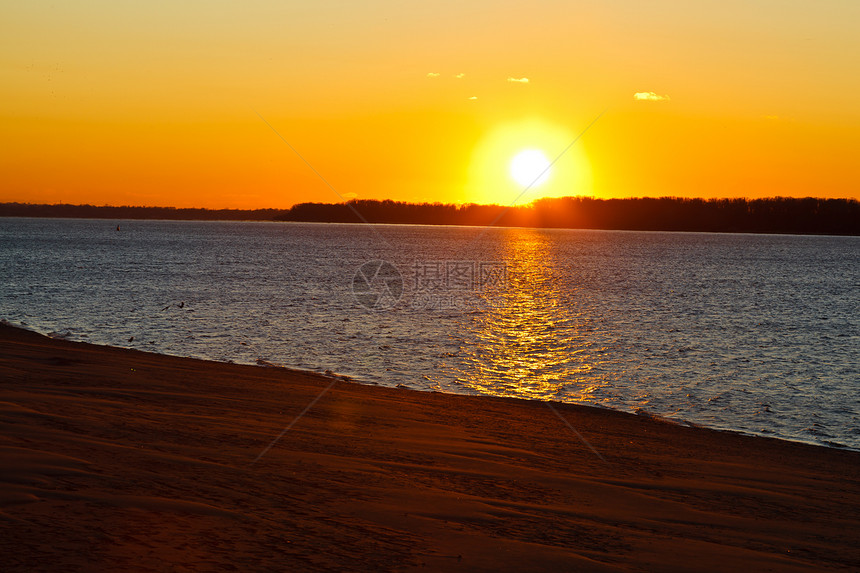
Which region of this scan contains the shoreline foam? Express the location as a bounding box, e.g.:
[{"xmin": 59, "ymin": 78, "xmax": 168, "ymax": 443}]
[{"xmin": 2, "ymin": 318, "xmax": 855, "ymax": 454}]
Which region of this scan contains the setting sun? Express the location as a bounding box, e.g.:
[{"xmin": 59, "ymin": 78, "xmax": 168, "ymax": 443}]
[
  {"xmin": 466, "ymin": 119, "xmax": 592, "ymax": 206},
  {"xmin": 510, "ymin": 150, "xmax": 551, "ymax": 188},
  {"xmin": 1, "ymin": 1, "xmax": 857, "ymax": 208}
]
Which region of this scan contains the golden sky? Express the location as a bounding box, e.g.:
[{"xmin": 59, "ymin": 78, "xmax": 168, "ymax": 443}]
[{"xmin": 2, "ymin": 1, "xmax": 859, "ymax": 208}]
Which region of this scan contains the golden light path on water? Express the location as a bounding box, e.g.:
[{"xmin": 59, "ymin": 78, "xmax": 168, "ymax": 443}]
[{"xmin": 455, "ymin": 229, "xmax": 614, "ymax": 402}]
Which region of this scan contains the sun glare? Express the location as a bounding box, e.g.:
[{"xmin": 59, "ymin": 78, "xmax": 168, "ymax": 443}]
[
  {"xmin": 510, "ymin": 150, "xmax": 551, "ymax": 188},
  {"xmin": 466, "ymin": 119, "xmax": 592, "ymax": 206}
]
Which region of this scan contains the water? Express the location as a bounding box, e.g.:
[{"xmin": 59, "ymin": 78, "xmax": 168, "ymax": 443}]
[{"xmin": 1, "ymin": 217, "xmax": 858, "ymax": 450}]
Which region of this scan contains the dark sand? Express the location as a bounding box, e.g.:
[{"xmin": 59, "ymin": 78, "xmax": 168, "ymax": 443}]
[{"xmin": 1, "ymin": 324, "xmax": 859, "ymax": 571}]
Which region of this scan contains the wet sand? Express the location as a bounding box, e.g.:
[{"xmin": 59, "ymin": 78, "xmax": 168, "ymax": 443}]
[{"xmin": 1, "ymin": 323, "xmax": 859, "ymax": 571}]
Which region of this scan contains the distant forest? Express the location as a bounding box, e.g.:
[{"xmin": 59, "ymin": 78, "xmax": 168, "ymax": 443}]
[
  {"xmin": 0, "ymin": 203, "xmax": 281, "ymax": 221},
  {"xmin": 2, "ymin": 197, "xmax": 858, "ymax": 235},
  {"xmin": 277, "ymin": 197, "xmax": 860, "ymax": 236}
]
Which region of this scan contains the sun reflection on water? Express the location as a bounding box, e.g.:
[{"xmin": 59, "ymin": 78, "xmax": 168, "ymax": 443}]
[{"xmin": 454, "ymin": 229, "xmax": 613, "ymax": 402}]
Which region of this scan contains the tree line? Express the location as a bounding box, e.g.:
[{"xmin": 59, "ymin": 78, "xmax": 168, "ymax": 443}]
[
  {"xmin": 2, "ymin": 197, "xmax": 858, "ymax": 235},
  {"xmin": 277, "ymin": 197, "xmax": 860, "ymax": 235},
  {"xmin": 0, "ymin": 203, "xmax": 282, "ymax": 221}
]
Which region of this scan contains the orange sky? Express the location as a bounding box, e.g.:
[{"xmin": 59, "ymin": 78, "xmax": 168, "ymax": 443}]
[{"xmin": 2, "ymin": 1, "xmax": 859, "ymax": 209}]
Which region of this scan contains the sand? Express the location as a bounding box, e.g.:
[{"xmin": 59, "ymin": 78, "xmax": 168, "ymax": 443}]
[{"xmin": 1, "ymin": 324, "xmax": 859, "ymax": 572}]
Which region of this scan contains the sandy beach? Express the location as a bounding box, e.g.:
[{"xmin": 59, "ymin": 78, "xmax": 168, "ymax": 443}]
[{"xmin": 1, "ymin": 323, "xmax": 859, "ymax": 572}]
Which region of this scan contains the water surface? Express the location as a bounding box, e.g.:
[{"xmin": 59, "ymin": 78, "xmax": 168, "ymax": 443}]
[{"xmin": 1, "ymin": 218, "xmax": 857, "ymax": 449}]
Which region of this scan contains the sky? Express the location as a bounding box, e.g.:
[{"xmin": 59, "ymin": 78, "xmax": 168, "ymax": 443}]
[{"xmin": 2, "ymin": 0, "xmax": 859, "ymax": 209}]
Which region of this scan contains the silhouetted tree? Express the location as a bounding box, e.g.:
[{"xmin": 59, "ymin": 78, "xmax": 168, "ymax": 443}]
[{"xmin": 3, "ymin": 197, "xmax": 858, "ymax": 235}]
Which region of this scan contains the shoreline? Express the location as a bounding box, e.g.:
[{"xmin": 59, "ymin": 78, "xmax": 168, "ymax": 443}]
[
  {"xmin": 4, "ymin": 319, "xmax": 855, "ymax": 454},
  {"xmin": 2, "ymin": 323, "xmax": 860, "ymax": 571},
  {"xmin": 3, "ymin": 196, "xmax": 860, "ymax": 236}
]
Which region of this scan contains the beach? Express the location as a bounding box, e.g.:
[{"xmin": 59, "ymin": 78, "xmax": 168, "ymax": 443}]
[{"xmin": 1, "ymin": 323, "xmax": 859, "ymax": 572}]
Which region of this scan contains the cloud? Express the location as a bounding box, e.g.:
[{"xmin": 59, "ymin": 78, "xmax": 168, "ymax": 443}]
[
  {"xmin": 467, "ymin": 96, "xmax": 477, "ymax": 100},
  {"xmin": 426, "ymin": 72, "xmax": 440, "ymax": 78},
  {"xmin": 507, "ymin": 77, "xmax": 529, "ymax": 84},
  {"xmin": 633, "ymin": 91, "xmax": 670, "ymax": 102},
  {"xmin": 455, "ymin": 73, "xmax": 465, "ymax": 79}
]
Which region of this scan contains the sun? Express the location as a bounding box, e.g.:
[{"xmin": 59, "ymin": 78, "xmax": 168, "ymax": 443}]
[
  {"xmin": 510, "ymin": 149, "xmax": 551, "ymax": 188},
  {"xmin": 465, "ymin": 118, "xmax": 592, "ymax": 205}
]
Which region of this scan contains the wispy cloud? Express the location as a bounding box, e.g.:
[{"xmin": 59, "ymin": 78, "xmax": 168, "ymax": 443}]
[
  {"xmin": 634, "ymin": 91, "xmax": 670, "ymax": 102},
  {"xmin": 455, "ymin": 72, "xmax": 465, "ymax": 79},
  {"xmin": 426, "ymin": 72, "xmax": 440, "ymax": 78},
  {"xmin": 507, "ymin": 77, "xmax": 529, "ymax": 84}
]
